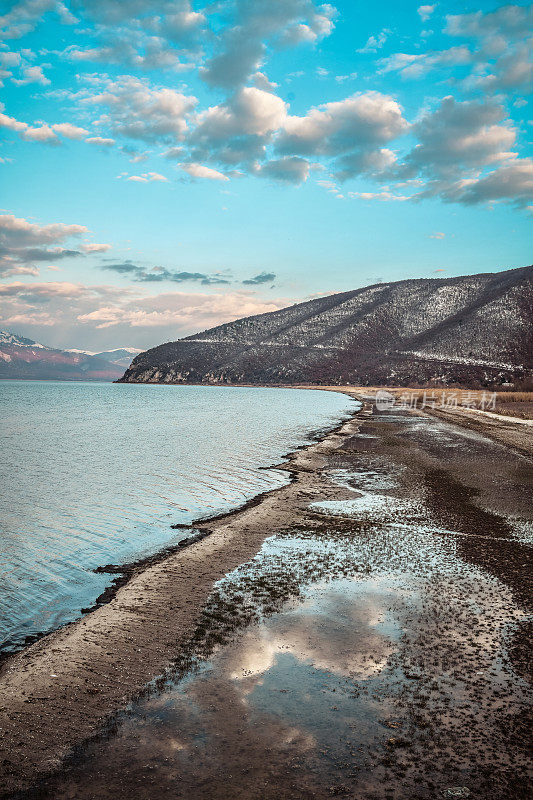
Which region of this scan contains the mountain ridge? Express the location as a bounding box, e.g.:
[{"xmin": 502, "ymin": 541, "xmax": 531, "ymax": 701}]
[
  {"xmin": 120, "ymin": 265, "xmax": 533, "ymax": 387},
  {"xmin": 0, "ymin": 332, "xmax": 139, "ymax": 381}
]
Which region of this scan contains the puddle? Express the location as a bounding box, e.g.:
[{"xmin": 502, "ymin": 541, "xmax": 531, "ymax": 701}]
[
  {"xmin": 41, "ymin": 515, "xmax": 530, "ymax": 800},
  {"xmin": 310, "ymin": 467, "xmax": 416, "ymax": 521}
]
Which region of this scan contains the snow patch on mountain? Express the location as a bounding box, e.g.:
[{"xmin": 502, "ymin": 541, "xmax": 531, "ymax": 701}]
[{"xmin": 0, "ymin": 331, "xmax": 47, "ymax": 349}]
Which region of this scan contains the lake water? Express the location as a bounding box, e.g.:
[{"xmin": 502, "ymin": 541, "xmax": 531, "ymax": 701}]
[{"xmin": 0, "ymin": 381, "xmax": 356, "ymax": 655}]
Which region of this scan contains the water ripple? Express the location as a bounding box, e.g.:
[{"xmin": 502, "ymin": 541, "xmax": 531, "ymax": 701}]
[{"xmin": 0, "ymin": 381, "xmax": 355, "ymax": 654}]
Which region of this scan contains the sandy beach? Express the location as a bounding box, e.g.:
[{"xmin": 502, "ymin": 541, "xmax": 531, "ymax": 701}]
[{"xmin": 0, "ymin": 389, "xmax": 532, "ymax": 799}]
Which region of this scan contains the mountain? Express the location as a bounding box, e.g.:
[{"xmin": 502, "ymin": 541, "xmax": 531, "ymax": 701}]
[
  {"xmin": 120, "ymin": 265, "xmax": 533, "ymax": 388},
  {"xmin": 0, "ymin": 332, "xmax": 125, "ymax": 381},
  {"xmin": 92, "ymin": 348, "xmax": 142, "ymax": 368},
  {"xmin": 62, "ymin": 347, "xmax": 140, "ymax": 368}
]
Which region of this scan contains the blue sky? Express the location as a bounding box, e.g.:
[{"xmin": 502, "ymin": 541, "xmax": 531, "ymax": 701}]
[{"xmin": 0, "ymin": 0, "xmax": 531, "ymax": 350}]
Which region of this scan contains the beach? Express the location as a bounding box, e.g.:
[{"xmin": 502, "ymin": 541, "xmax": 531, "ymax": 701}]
[{"xmin": 0, "ymin": 389, "xmax": 532, "ymax": 799}]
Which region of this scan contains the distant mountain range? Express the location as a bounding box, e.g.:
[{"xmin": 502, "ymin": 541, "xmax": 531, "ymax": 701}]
[
  {"xmin": 120, "ymin": 265, "xmax": 533, "ymax": 387},
  {"xmin": 0, "ymin": 332, "xmax": 141, "ymax": 381},
  {"xmin": 86, "ymin": 348, "xmax": 142, "ymax": 369}
]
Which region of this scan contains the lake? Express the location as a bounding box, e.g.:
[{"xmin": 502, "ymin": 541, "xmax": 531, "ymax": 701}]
[{"xmin": 0, "ymin": 381, "xmax": 355, "ymax": 654}]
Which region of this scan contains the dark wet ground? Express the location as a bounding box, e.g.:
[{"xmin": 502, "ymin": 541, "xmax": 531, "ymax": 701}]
[{"xmin": 17, "ymin": 410, "xmax": 533, "ymax": 800}]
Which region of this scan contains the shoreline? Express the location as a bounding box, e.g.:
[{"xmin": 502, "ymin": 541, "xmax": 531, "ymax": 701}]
[
  {"xmin": 1, "ymin": 385, "xmax": 531, "ymax": 796},
  {"xmin": 0, "ymin": 391, "xmax": 357, "ymax": 667},
  {"xmin": 0, "ymin": 390, "xmax": 367, "ymax": 796}
]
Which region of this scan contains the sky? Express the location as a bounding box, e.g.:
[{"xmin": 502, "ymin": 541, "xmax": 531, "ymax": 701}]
[{"xmin": 0, "ymin": 0, "xmax": 532, "ymax": 351}]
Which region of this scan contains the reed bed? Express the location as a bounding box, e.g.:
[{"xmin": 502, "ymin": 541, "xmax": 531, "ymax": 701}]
[{"xmin": 350, "ymin": 387, "xmax": 533, "ymax": 420}]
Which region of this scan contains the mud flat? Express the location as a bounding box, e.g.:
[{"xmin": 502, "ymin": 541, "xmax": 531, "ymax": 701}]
[{"xmin": 1, "ymin": 394, "xmax": 532, "ymax": 799}]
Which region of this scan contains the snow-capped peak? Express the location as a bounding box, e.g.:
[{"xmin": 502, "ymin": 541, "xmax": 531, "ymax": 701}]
[
  {"xmin": 101, "ymin": 347, "xmax": 142, "ymax": 355},
  {"xmin": 64, "ymin": 348, "xmax": 98, "ymax": 356},
  {"xmin": 0, "ymin": 330, "xmax": 47, "ymax": 349}
]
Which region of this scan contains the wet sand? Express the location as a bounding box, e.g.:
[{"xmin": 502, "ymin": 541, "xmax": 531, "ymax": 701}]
[{"xmin": 1, "ymin": 391, "xmax": 532, "ymax": 799}]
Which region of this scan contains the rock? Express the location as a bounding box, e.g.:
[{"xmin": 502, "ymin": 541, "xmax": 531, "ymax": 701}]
[{"xmin": 442, "ymin": 788, "xmax": 471, "ymax": 798}]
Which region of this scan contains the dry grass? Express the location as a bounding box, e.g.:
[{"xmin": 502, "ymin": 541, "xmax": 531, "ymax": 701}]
[
  {"xmin": 496, "ymin": 392, "xmax": 532, "ymax": 403},
  {"xmin": 343, "ymin": 386, "xmax": 533, "ymax": 420}
]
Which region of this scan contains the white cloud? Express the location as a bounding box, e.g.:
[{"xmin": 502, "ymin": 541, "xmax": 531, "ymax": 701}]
[
  {"xmin": 61, "ymin": 32, "xmax": 195, "ymax": 72},
  {"xmin": 430, "ymin": 231, "xmax": 445, "ymax": 238},
  {"xmin": 0, "ymin": 51, "xmax": 22, "ymax": 67},
  {"xmin": 70, "ymin": 0, "xmax": 202, "ymax": 34},
  {"xmin": 126, "ymin": 171, "xmax": 168, "ymax": 182},
  {"xmin": 0, "ymin": 108, "xmax": 89, "ymax": 144},
  {"xmin": 379, "ymin": 46, "xmax": 472, "ymax": 79},
  {"xmin": 403, "ymin": 96, "xmax": 516, "ymax": 179},
  {"xmin": 394, "ymin": 98, "xmax": 531, "ymax": 208},
  {"xmin": 180, "ymin": 163, "xmax": 229, "ymax": 181},
  {"xmin": 257, "ymin": 156, "xmax": 310, "ymax": 184},
  {"xmin": 163, "ymin": 7, "xmax": 205, "ymax": 41},
  {"xmin": 0, "ymin": 264, "xmax": 40, "ymax": 277},
  {"xmin": 21, "ymin": 123, "xmax": 57, "ymax": 142},
  {"xmin": 0, "ymin": 214, "xmax": 87, "ymax": 246},
  {"xmin": 350, "ymin": 190, "xmax": 410, "ymax": 202},
  {"xmin": 445, "ymin": 5, "xmax": 533, "ymax": 38},
  {"xmin": 0, "ymin": 213, "xmax": 89, "ymax": 275},
  {"xmin": 201, "ymin": 0, "xmax": 337, "ymax": 88},
  {"xmin": 0, "ymin": 111, "xmax": 29, "ymax": 133},
  {"xmin": 190, "ymin": 87, "xmax": 288, "ymax": 167},
  {"xmin": 0, "ymin": 109, "xmax": 59, "ymax": 143},
  {"xmin": 277, "ymin": 92, "xmax": 407, "ymax": 157},
  {"xmin": 356, "ymin": 29, "xmax": 389, "ymax": 54},
  {"xmin": 335, "ymin": 72, "xmax": 357, "ymax": 82},
  {"xmin": 444, "ymin": 5, "xmax": 533, "ymax": 93},
  {"xmin": 196, "ymin": 87, "xmax": 288, "ymax": 139},
  {"xmin": 274, "ymin": 92, "xmax": 406, "ymax": 180},
  {"xmin": 184, "ymin": 89, "xmax": 407, "ymax": 183},
  {"xmin": 446, "ymin": 158, "xmax": 533, "ymax": 206},
  {"xmin": 251, "ymin": 71, "xmax": 279, "ymax": 92},
  {"xmin": 0, "ymin": 281, "xmax": 89, "ymax": 299},
  {"xmin": 379, "ymin": 6, "xmax": 531, "ymax": 92},
  {"xmin": 52, "ymin": 122, "xmax": 89, "ymax": 139},
  {"xmin": 63, "ymin": 42, "xmax": 136, "ymax": 64},
  {"xmin": 161, "ymin": 146, "xmax": 184, "ymax": 160},
  {"xmin": 85, "ymin": 136, "xmax": 115, "ymax": 146},
  {"xmin": 471, "ymin": 43, "xmax": 533, "ymax": 92},
  {"xmin": 0, "ymin": 0, "xmax": 76, "ymax": 40},
  {"xmin": 334, "ymin": 147, "xmax": 397, "ymax": 182},
  {"xmin": 83, "ymin": 75, "xmax": 197, "ymax": 143},
  {"xmin": 417, "ymin": 5, "xmax": 435, "ymax": 23},
  {"xmin": 11, "ymin": 64, "xmax": 50, "ymax": 85},
  {"xmin": 1, "ymin": 0, "xmax": 530, "ymax": 216},
  {"xmin": 0, "ymin": 277, "xmax": 293, "ymax": 347},
  {"xmin": 75, "ymin": 289, "xmax": 293, "ymax": 331},
  {"xmin": 81, "ymin": 242, "xmax": 112, "ymax": 253}
]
